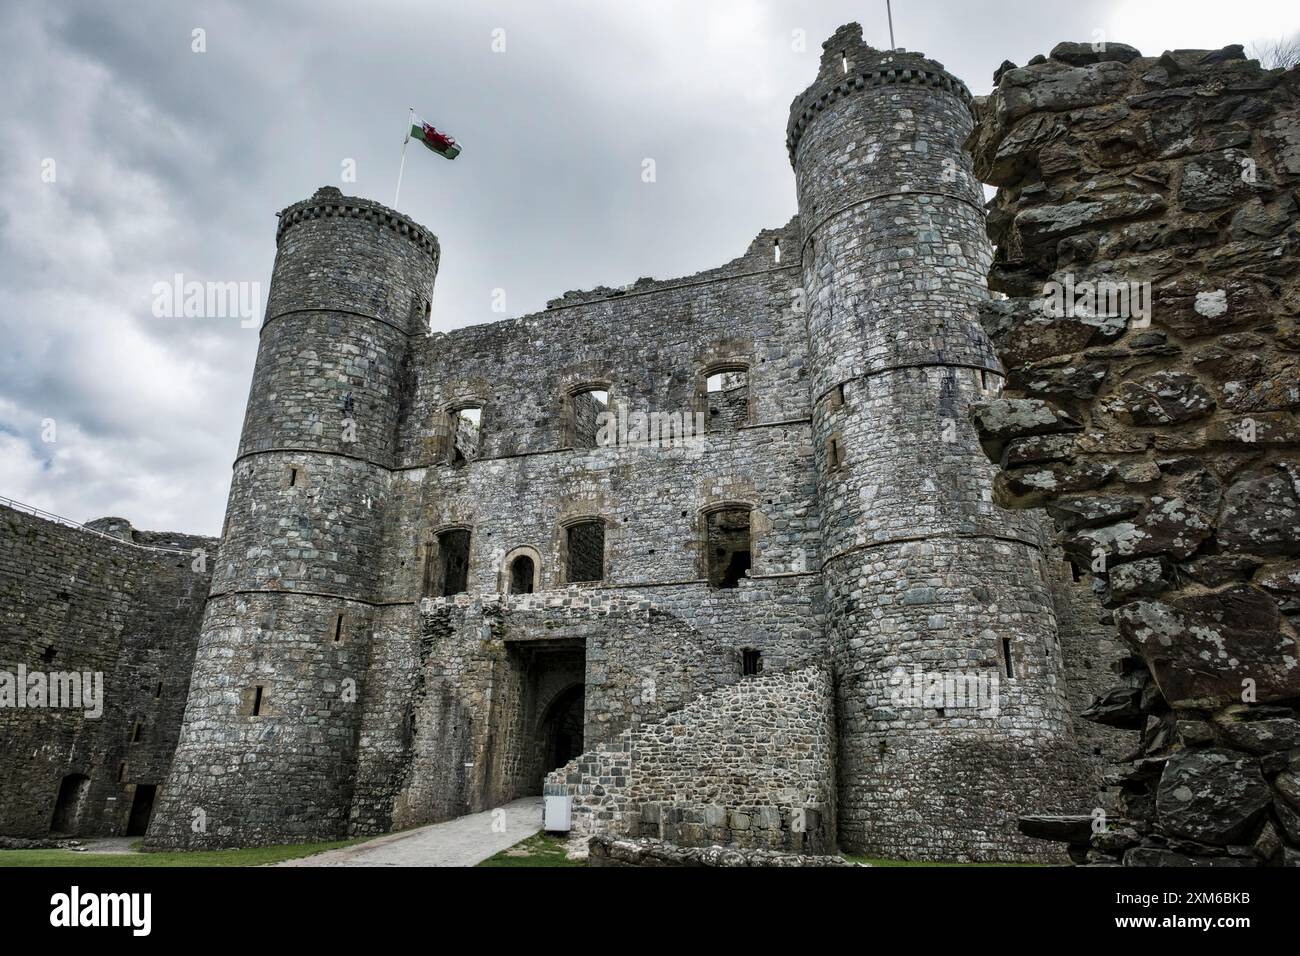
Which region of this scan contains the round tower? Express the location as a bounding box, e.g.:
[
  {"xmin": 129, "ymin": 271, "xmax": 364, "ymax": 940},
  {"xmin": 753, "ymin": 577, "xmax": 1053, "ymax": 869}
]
[
  {"xmin": 147, "ymin": 187, "xmax": 439, "ymax": 848},
  {"xmin": 790, "ymin": 25, "xmax": 1076, "ymax": 861}
]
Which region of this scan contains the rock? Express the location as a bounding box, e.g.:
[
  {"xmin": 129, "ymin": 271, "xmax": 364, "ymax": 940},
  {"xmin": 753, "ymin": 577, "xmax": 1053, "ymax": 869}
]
[
  {"xmin": 1106, "ymin": 557, "xmax": 1172, "ymax": 603},
  {"xmin": 1252, "ymin": 819, "xmax": 1282, "ymax": 861},
  {"xmin": 1008, "ymin": 360, "xmax": 1108, "ymax": 400},
  {"xmin": 1067, "ymin": 497, "xmax": 1212, "ymax": 567},
  {"xmin": 1275, "ymin": 770, "xmax": 1300, "ymax": 812},
  {"xmin": 1018, "ymin": 814, "xmax": 1095, "ymax": 844},
  {"xmin": 586, "ymin": 835, "xmax": 855, "ymax": 867},
  {"xmin": 977, "ymin": 298, "xmax": 1099, "ymax": 364},
  {"xmin": 1212, "ymin": 710, "xmax": 1300, "ymax": 753},
  {"xmin": 1049, "ymin": 41, "xmax": 1142, "ymax": 66},
  {"xmin": 1003, "ymin": 433, "xmax": 1077, "ymax": 466},
  {"xmin": 1046, "ymin": 495, "xmax": 1144, "ymax": 531},
  {"xmin": 1014, "ymin": 194, "xmax": 1167, "ymax": 250},
  {"xmin": 1274, "ymin": 798, "xmax": 1300, "ymax": 844},
  {"xmin": 1115, "ymin": 586, "xmax": 1300, "ymax": 708},
  {"xmin": 1102, "ymin": 371, "xmax": 1215, "ymax": 426},
  {"xmin": 1257, "ymin": 561, "xmax": 1300, "ymax": 595},
  {"xmin": 1124, "ymin": 847, "xmax": 1256, "ymax": 866},
  {"xmin": 1082, "ymin": 682, "xmax": 1147, "ymax": 728},
  {"xmin": 1177, "ymin": 720, "xmax": 1216, "ymax": 745},
  {"xmin": 1155, "ymin": 748, "xmax": 1272, "ymax": 844},
  {"xmin": 1219, "ymin": 467, "xmax": 1300, "ymax": 556},
  {"xmin": 1092, "ymin": 825, "xmax": 1142, "ymax": 853},
  {"xmin": 997, "ymin": 459, "xmax": 1114, "ymax": 506},
  {"xmin": 1179, "ymin": 148, "xmax": 1267, "ymax": 211}
]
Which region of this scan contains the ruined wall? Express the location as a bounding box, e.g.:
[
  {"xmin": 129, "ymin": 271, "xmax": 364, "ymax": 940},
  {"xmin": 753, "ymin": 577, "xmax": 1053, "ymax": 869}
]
[
  {"xmin": 969, "ymin": 41, "xmax": 1300, "ymax": 865},
  {"xmin": 545, "ymin": 665, "xmax": 837, "ymax": 854},
  {"xmin": 351, "ymin": 579, "xmax": 826, "ymax": 834},
  {"xmin": 0, "ymin": 505, "xmax": 212, "ymax": 837}
]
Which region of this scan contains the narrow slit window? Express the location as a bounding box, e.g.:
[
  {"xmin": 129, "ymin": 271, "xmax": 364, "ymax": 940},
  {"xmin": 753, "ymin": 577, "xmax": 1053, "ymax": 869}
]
[
  {"xmin": 773, "ymin": 239, "xmax": 781, "ymax": 264},
  {"xmin": 288, "ymin": 467, "xmax": 298, "ymax": 487},
  {"xmin": 707, "ymin": 508, "xmax": 752, "ymax": 590},
  {"xmin": 118, "ymin": 762, "xmax": 128, "ymax": 783},
  {"xmin": 130, "ymin": 721, "xmax": 142, "ymax": 743},
  {"xmin": 827, "ymin": 436, "xmax": 844, "ymax": 472},
  {"xmin": 333, "ymin": 613, "xmax": 344, "ymax": 642},
  {"xmin": 154, "ymin": 681, "xmax": 163, "ymax": 699},
  {"xmin": 252, "ymin": 685, "xmax": 264, "ymax": 717},
  {"xmin": 566, "ymin": 520, "xmax": 605, "ymax": 583},
  {"xmin": 706, "ymin": 369, "xmax": 749, "ymax": 432},
  {"xmin": 841, "ymin": 53, "xmax": 849, "ymax": 73},
  {"xmin": 1002, "ymin": 639, "xmax": 1015, "ymax": 679}
]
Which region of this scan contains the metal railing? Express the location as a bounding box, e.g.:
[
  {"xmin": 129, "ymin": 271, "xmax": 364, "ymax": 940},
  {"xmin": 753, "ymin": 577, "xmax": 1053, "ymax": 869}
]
[{"xmin": 0, "ymin": 494, "xmax": 197, "ymax": 557}]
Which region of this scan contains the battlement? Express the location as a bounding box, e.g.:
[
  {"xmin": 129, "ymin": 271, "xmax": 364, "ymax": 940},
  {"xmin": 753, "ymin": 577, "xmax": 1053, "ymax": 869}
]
[
  {"xmin": 787, "ymin": 22, "xmax": 973, "ymax": 161},
  {"xmin": 275, "ymin": 185, "xmax": 441, "ymax": 263}
]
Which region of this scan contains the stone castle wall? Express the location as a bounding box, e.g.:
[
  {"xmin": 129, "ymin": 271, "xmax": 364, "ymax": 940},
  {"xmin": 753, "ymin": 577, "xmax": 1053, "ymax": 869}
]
[
  {"xmin": 969, "ymin": 41, "xmax": 1300, "ymax": 865},
  {"xmin": 789, "ymin": 23, "xmax": 1098, "ymax": 861},
  {"xmin": 544, "ymin": 665, "xmax": 837, "ymax": 854},
  {"xmin": 0, "ymin": 504, "xmax": 213, "ymax": 837}
]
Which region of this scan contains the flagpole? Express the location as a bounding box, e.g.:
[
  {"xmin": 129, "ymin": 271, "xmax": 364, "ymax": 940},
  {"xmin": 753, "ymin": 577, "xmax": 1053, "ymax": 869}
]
[
  {"xmin": 886, "ymin": 0, "xmax": 896, "ymax": 50},
  {"xmin": 394, "ymin": 107, "xmax": 413, "ymax": 207}
]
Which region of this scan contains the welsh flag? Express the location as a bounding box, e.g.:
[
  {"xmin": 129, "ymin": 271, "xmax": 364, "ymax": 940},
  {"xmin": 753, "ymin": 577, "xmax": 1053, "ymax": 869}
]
[{"xmin": 408, "ymin": 116, "xmax": 461, "ymax": 160}]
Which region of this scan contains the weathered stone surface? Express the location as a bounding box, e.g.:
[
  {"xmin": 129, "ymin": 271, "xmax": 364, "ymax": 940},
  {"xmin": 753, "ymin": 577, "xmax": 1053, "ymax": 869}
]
[
  {"xmin": 1018, "ymin": 814, "xmax": 1094, "ymax": 843},
  {"xmin": 587, "ymin": 834, "xmax": 856, "ymax": 867},
  {"xmin": 1102, "ymin": 372, "xmax": 1215, "ymax": 426},
  {"xmin": 1155, "ymin": 748, "xmax": 1271, "ymax": 844},
  {"xmin": 1116, "ymin": 586, "xmax": 1300, "ymax": 708},
  {"xmin": 0, "ymin": 507, "xmax": 214, "ymax": 838},
  {"xmin": 970, "ymin": 39, "xmax": 1300, "ymax": 867},
  {"xmin": 1218, "ymin": 466, "xmax": 1300, "ymax": 556}
]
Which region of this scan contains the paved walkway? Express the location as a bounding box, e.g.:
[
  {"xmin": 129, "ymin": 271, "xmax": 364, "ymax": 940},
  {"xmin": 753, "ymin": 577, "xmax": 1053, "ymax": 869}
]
[{"xmin": 277, "ymin": 797, "xmax": 544, "ymax": 867}]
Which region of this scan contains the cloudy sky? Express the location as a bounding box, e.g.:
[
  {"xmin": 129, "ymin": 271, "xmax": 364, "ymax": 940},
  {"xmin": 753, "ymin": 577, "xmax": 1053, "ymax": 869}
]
[{"xmin": 2, "ymin": 0, "xmax": 1298, "ymax": 536}]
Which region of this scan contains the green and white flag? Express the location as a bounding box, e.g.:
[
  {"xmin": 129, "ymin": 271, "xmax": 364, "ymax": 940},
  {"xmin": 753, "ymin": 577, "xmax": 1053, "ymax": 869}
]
[{"xmin": 408, "ymin": 114, "xmax": 462, "ymax": 160}]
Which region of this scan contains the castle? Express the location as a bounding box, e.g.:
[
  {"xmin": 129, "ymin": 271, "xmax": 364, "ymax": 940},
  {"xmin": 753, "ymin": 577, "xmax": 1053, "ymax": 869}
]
[{"xmin": 2, "ymin": 24, "xmax": 1138, "ymax": 862}]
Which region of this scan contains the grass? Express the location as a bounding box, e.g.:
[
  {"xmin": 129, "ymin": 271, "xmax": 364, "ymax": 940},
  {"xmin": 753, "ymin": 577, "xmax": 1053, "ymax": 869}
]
[
  {"xmin": 0, "ymin": 838, "xmax": 363, "ymax": 867},
  {"xmin": 477, "ymin": 832, "xmax": 583, "ymax": 867}
]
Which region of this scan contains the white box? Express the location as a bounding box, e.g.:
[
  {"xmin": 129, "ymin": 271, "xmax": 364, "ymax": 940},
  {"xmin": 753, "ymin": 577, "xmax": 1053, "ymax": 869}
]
[{"xmin": 544, "ymin": 795, "xmax": 572, "ymax": 832}]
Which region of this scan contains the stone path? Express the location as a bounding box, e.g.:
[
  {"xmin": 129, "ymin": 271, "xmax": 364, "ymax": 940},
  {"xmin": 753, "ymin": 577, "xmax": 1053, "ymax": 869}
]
[{"xmin": 276, "ymin": 797, "xmax": 544, "ymax": 867}]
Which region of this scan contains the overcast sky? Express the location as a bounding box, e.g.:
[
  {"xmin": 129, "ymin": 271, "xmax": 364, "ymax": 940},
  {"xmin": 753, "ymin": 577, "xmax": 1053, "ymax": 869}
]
[{"xmin": 2, "ymin": 0, "xmax": 1298, "ymax": 536}]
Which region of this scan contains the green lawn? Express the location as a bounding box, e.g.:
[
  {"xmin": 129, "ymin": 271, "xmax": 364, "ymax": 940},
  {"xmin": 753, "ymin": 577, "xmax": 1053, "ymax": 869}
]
[
  {"xmin": 477, "ymin": 832, "xmax": 583, "ymax": 867},
  {"xmin": 0, "ymin": 838, "xmax": 362, "ymax": 867}
]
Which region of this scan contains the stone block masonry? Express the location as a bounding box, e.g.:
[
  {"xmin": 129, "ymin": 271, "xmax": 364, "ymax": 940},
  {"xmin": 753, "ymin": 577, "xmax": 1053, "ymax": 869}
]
[
  {"xmin": 545, "ymin": 666, "xmax": 837, "ymax": 855},
  {"xmin": 969, "ymin": 41, "xmax": 1300, "ymax": 866},
  {"xmin": 0, "ymin": 504, "xmax": 214, "ymax": 837}
]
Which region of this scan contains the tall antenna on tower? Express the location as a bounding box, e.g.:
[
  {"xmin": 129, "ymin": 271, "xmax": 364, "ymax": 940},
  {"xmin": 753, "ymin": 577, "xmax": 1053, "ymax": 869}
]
[{"xmin": 886, "ymin": 0, "xmax": 896, "ymax": 50}]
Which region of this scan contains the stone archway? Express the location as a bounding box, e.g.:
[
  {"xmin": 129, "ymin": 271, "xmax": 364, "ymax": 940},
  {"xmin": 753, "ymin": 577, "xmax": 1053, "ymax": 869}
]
[{"xmin": 538, "ymin": 683, "xmax": 585, "ymax": 779}]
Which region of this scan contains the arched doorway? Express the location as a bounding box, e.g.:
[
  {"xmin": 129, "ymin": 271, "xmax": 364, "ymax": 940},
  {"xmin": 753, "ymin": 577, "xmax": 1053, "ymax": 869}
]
[{"xmin": 539, "ymin": 684, "xmax": 585, "ymax": 779}]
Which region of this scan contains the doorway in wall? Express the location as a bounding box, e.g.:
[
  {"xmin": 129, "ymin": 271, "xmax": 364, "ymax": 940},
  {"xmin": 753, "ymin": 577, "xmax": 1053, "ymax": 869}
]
[
  {"xmin": 49, "ymin": 773, "xmax": 89, "ymax": 834},
  {"xmin": 126, "ymin": 784, "xmax": 158, "ymax": 837}
]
